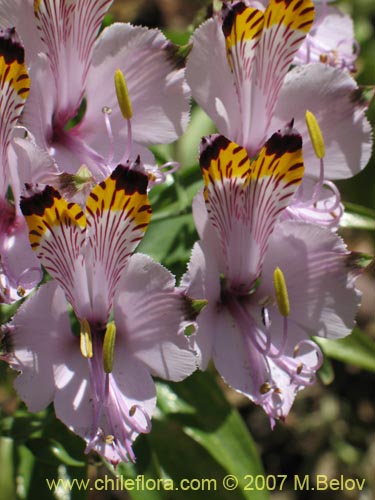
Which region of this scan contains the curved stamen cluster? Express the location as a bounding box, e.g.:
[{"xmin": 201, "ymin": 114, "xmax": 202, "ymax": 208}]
[{"xmin": 84, "ymin": 326, "xmax": 151, "ymax": 463}]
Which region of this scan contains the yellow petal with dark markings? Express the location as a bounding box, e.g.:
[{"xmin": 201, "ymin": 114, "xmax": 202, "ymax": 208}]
[
  {"xmin": 264, "ymin": 0, "xmax": 315, "ymax": 33},
  {"xmin": 223, "ymin": 3, "xmax": 264, "ymax": 52},
  {"xmin": 200, "ymin": 135, "xmax": 250, "ymax": 202},
  {"xmin": 21, "ymin": 185, "xmax": 87, "ymax": 251}
]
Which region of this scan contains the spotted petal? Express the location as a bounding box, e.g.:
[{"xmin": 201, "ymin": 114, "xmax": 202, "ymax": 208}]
[
  {"xmin": 248, "ymin": 0, "xmax": 315, "ymax": 153},
  {"xmin": 200, "ymin": 126, "xmax": 304, "ymax": 291},
  {"xmin": 84, "ymin": 162, "xmax": 151, "ymax": 320},
  {"xmin": 222, "ymin": 3, "xmax": 264, "ymax": 149},
  {"xmin": 20, "ymin": 184, "xmax": 87, "ymax": 309},
  {"xmin": 0, "ymin": 28, "xmax": 30, "ymax": 193}
]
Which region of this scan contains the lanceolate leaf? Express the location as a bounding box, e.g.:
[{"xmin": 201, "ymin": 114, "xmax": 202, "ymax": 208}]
[{"xmin": 315, "ymin": 328, "xmax": 375, "ymax": 373}]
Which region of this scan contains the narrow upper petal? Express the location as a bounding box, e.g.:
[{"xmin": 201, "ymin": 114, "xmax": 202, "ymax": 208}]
[
  {"xmin": 199, "ymin": 128, "xmax": 304, "ymax": 290},
  {"xmin": 221, "ymin": 0, "xmax": 314, "ymax": 155},
  {"xmin": 80, "ymin": 23, "xmax": 190, "ymax": 152},
  {"xmin": 115, "ymin": 253, "xmax": 198, "ymax": 382},
  {"xmin": 85, "ymin": 163, "xmax": 151, "ymax": 321},
  {"xmin": 272, "ymin": 63, "xmax": 373, "ymax": 179},
  {"xmin": 33, "ymin": 0, "xmax": 113, "ymax": 123},
  {"xmin": 186, "ymin": 17, "xmax": 240, "ymax": 140},
  {"xmin": 0, "ymin": 28, "xmax": 30, "ymax": 190}
]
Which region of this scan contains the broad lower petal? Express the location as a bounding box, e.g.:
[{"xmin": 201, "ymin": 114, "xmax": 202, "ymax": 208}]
[
  {"xmin": 259, "ymin": 220, "xmax": 361, "ymax": 341},
  {"xmin": 115, "ymin": 253, "xmax": 198, "ymax": 382},
  {"xmin": 10, "ymin": 281, "xmax": 72, "ymax": 412},
  {"xmin": 272, "ymin": 63, "xmax": 373, "ymax": 179},
  {"xmin": 81, "ymin": 23, "xmax": 190, "ymax": 151}
]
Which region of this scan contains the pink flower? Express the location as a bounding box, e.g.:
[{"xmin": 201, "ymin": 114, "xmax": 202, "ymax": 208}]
[
  {"xmin": 181, "ymin": 131, "xmax": 360, "ymax": 425},
  {"xmin": 5, "ymin": 161, "xmax": 198, "ymax": 465},
  {"xmin": 0, "ymin": 27, "xmax": 42, "ymax": 302},
  {"xmin": 0, "ymin": 0, "xmax": 190, "ymax": 179},
  {"xmin": 186, "ymin": 0, "xmax": 372, "ymax": 185}
]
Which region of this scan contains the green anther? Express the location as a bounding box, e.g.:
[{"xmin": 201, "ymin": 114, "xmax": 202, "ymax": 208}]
[
  {"xmin": 73, "ymin": 165, "xmax": 93, "ymax": 188},
  {"xmin": 305, "ymin": 110, "xmax": 325, "ymax": 159},
  {"xmin": 190, "ymin": 299, "xmax": 208, "ymax": 315},
  {"xmin": 273, "ymin": 267, "xmax": 290, "ymax": 317},
  {"xmin": 114, "ymin": 69, "xmax": 133, "ymax": 120},
  {"xmin": 103, "ymin": 321, "xmax": 116, "ymax": 374},
  {"xmin": 80, "ymin": 319, "xmax": 93, "ymax": 359}
]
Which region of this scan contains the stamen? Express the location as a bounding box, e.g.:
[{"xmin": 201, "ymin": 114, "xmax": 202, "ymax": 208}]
[
  {"xmin": 102, "ymin": 106, "xmax": 115, "ymax": 165},
  {"xmin": 305, "ymin": 110, "xmax": 325, "ymax": 159},
  {"xmin": 79, "ymin": 319, "xmax": 93, "ymax": 358},
  {"xmin": 260, "ymin": 382, "xmax": 272, "ymax": 394},
  {"xmin": 102, "ymin": 321, "xmax": 116, "ymax": 374},
  {"xmin": 273, "ymin": 267, "xmax": 290, "ymax": 317},
  {"xmin": 114, "ymin": 69, "xmax": 133, "ymax": 163},
  {"xmin": 114, "ymin": 69, "xmax": 133, "ymax": 120}
]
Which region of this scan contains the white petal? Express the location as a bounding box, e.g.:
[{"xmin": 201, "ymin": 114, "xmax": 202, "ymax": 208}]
[
  {"xmin": 81, "ymin": 23, "xmax": 190, "ymax": 150},
  {"xmin": 272, "ymin": 64, "xmax": 373, "ymax": 179},
  {"xmin": 260, "ymin": 220, "xmax": 361, "ymax": 340},
  {"xmin": 11, "ymin": 282, "xmax": 72, "ymax": 412},
  {"xmin": 114, "ymin": 254, "xmax": 198, "ymax": 381},
  {"xmin": 186, "ymin": 18, "xmax": 240, "ymax": 140}
]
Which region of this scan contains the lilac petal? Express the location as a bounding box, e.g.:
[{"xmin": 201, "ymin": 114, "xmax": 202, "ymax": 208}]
[
  {"xmin": 214, "ymin": 295, "xmax": 323, "ymax": 424},
  {"xmin": 272, "ymin": 64, "xmax": 373, "ymax": 180},
  {"xmin": 181, "ymin": 241, "xmax": 221, "ymax": 370},
  {"xmin": 0, "ymin": 0, "xmax": 43, "ymax": 65},
  {"xmin": 0, "ymin": 27, "xmax": 30, "ymax": 187},
  {"xmin": 199, "ymin": 131, "xmax": 303, "ymax": 290},
  {"xmin": 259, "ymin": 220, "xmax": 360, "ymax": 341},
  {"xmin": 1, "ymin": 213, "xmax": 42, "ymax": 300},
  {"xmin": 54, "ymin": 340, "xmax": 156, "ymax": 465},
  {"xmin": 10, "ymin": 282, "xmax": 72, "ymax": 412},
  {"xmin": 81, "ymin": 23, "xmax": 190, "ymax": 153},
  {"xmin": 295, "ymin": 5, "xmax": 357, "ymax": 71},
  {"xmin": 186, "ymin": 18, "xmax": 241, "ymax": 141},
  {"xmin": 9, "ymin": 138, "xmax": 58, "ymax": 206},
  {"xmin": 213, "ymin": 306, "xmax": 268, "ymax": 404},
  {"xmin": 33, "ymin": 0, "xmax": 113, "ymax": 122},
  {"xmin": 245, "ymin": 0, "xmax": 314, "ymax": 154},
  {"xmin": 21, "ymin": 54, "xmax": 56, "ymax": 154},
  {"xmin": 85, "ymin": 164, "xmax": 151, "ymax": 322},
  {"xmin": 115, "ymin": 253, "xmax": 198, "ymax": 381}
]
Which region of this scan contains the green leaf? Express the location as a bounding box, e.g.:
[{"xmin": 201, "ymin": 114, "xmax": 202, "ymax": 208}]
[
  {"xmin": 155, "ymin": 371, "xmax": 268, "ymax": 500},
  {"xmin": 115, "ymin": 372, "xmax": 267, "ymax": 500},
  {"xmin": 340, "ymin": 211, "xmax": 375, "ymax": 230},
  {"xmin": 25, "ymin": 438, "xmax": 85, "ymax": 467},
  {"xmin": 317, "ymin": 355, "xmax": 335, "ymax": 385},
  {"xmin": 315, "ymin": 328, "xmax": 375, "ymax": 372}
]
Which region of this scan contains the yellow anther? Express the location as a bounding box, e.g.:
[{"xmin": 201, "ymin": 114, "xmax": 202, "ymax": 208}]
[
  {"xmin": 80, "ymin": 319, "xmax": 93, "ymax": 359},
  {"xmin": 273, "ymin": 267, "xmax": 290, "ymax": 317},
  {"xmin": 105, "ymin": 434, "xmax": 115, "ymax": 444},
  {"xmin": 305, "ymin": 110, "xmax": 325, "ymax": 159},
  {"xmin": 260, "ymin": 382, "xmax": 272, "ymax": 394},
  {"xmin": 103, "ymin": 321, "xmax": 116, "ymax": 374},
  {"xmin": 114, "ymin": 69, "xmax": 133, "ymax": 120}
]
